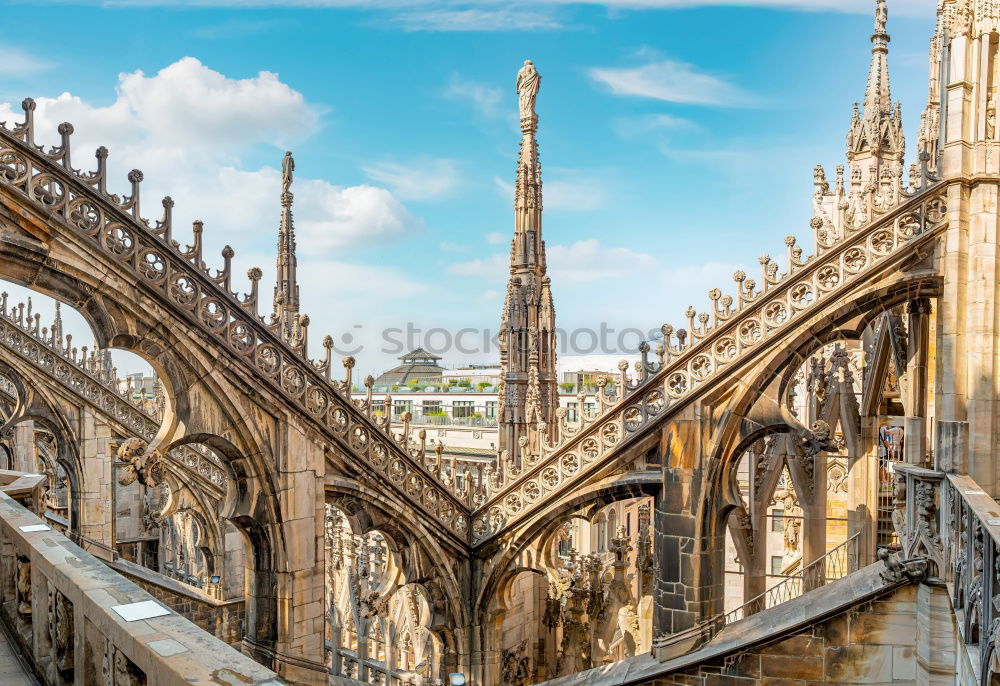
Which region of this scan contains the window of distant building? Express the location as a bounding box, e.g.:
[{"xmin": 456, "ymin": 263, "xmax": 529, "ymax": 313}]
[
  {"xmin": 371, "ymin": 400, "xmax": 385, "ymax": 416},
  {"xmin": 453, "ymin": 401, "xmax": 474, "ymax": 419},
  {"xmin": 567, "ymin": 402, "xmax": 578, "ymax": 422},
  {"xmin": 771, "ymin": 507, "xmax": 785, "ymax": 532},
  {"xmin": 597, "ymin": 515, "xmax": 607, "ymax": 553},
  {"xmin": 422, "ymin": 400, "xmax": 442, "ymax": 415},
  {"xmin": 485, "ymin": 401, "xmax": 497, "ymax": 420},
  {"xmin": 393, "ymin": 400, "xmax": 413, "ymax": 416},
  {"xmin": 770, "ymin": 556, "xmax": 784, "ymax": 575}
]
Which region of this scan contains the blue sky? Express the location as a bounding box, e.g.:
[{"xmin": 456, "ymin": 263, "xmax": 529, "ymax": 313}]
[{"xmin": 0, "ymin": 0, "xmax": 938, "ymax": 378}]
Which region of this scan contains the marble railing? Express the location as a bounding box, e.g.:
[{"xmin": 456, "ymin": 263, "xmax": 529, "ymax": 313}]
[
  {"xmin": 0, "ymin": 487, "xmax": 283, "ymax": 685},
  {"xmin": 471, "ymin": 183, "xmax": 948, "ymax": 542},
  {"xmin": 893, "ymin": 463, "xmax": 1000, "ymax": 681},
  {"xmin": 0, "ymin": 101, "xmax": 469, "ymax": 543}
]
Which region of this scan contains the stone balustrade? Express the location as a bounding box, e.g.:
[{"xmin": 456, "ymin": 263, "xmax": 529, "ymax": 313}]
[
  {"xmin": 892, "ymin": 462, "xmax": 1000, "ymax": 682},
  {"xmin": 0, "ymin": 488, "xmax": 283, "ymax": 685}
]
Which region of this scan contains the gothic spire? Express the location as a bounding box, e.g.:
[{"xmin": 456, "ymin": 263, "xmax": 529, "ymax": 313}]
[
  {"xmin": 864, "ymin": 0, "xmax": 892, "ymax": 118},
  {"xmin": 51, "ymin": 301, "xmax": 63, "ymax": 348},
  {"xmin": 499, "ymin": 60, "xmax": 558, "ymax": 464},
  {"xmin": 272, "ymin": 151, "xmax": 301, "ymax": 345},
  {"xmin": 846, "ymin": 0, "xmax": 904, "ymax": 182}
]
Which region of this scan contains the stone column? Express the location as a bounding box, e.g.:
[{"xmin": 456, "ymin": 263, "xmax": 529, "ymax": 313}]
[
  {"xmin": 653, "ymin": 411, "xmax": 712, "ymax": 656},
  {"xmin": 78, "ymin": 409, "xmax": 113, "ymax": 560},
  {"xmin": 904, "ymin": 297, "xmax": 931, "ymax": 466},
  {"xmin": 10, "ymin": 421, "xmax": 36, "ymax": 473},
  {"xmin": 935, "ymin": 28, "xmax": 999, "ymax": 490},
  {"xmin": 270, "ymin": 418, "xmax": 328, "ymax": 685}
]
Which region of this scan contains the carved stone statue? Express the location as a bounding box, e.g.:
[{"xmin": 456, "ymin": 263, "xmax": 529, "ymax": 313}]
[
  {"xmin": 877, "ymin": 548, "xmax": 928, "ymax": 584},
  {"xmin": 875, "ymin": 0, "xmax": 887, "ymax": 34},
  {"xmin": 281, "ymin": 151, "xmax": 294, "ymax": 194},
  {"xmin": 516, "ymin": 60, "xmax": 541, "ymax": 123}
]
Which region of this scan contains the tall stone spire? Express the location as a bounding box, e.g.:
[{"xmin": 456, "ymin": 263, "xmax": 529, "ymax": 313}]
[
  {"xmin": 846, "ymin": 0, "xmax": 904, "ymax": 185},
  {"xmin": 498, "ymin": 60, "xmax": 559, "ymax": 464},
  {"xmin": 272, "ymin": 151, "xmax": 302, "ymax": 346}
]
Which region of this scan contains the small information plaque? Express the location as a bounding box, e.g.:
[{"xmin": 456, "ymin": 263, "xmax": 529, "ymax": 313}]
[
  {"xmin": 19, "ymin": 525, "xmax": 50, "ymax": 532},
  {"xmin": 965, "ymin": 490, "xmax": 987, "ymax": 495},
  {"xmin": 987, "ymin": 519, "xmax": 1000, "ymax": 526},
  {"xmin": 111, "ymin": 601, "xmax": 170, "ymax": 622}
]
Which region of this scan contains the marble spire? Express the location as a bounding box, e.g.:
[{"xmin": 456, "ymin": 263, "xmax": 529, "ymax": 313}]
[{"xmin": 499, "ymin": 60, "xmax": 559, "ymax": 464}]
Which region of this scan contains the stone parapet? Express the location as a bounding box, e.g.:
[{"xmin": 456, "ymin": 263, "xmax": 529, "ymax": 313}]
[{"xmin": 0, "ymin": 490, "xmax": 282, "ymax": 685}]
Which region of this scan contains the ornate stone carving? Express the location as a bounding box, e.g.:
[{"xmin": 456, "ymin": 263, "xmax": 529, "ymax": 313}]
[
  {"xmin": 47, "ymin": 585, "xmax": 74, "ymax": 677},
  {"xmin": 103, "ymin": 644, "xmax": 146, "ymax": 686},
  {"xmin": 116, "ymin": 438, "xmax": 165, "ymax": 488},
  {"xmin": 15, "ymin": 554, "xmax": 30, "ymax": 617},
  {"xmin": 500, "ymin": 640, "xmax": 532, "ymax": 686},
  {"xmin": 877, "ymin": 549, "xmax": 928, "ymax": 584}
]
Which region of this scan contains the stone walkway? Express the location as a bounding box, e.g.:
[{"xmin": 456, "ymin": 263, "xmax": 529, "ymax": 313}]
[{"xmin": 0, "ymin": 627, "xmax": 34, "ymax": 686}]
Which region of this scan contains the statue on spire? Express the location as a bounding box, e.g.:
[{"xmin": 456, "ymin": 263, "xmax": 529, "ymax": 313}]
[
  {"xmin": 281, "ymin": 151, "xmax": 295, "ymax": 195},
  {"xmin": 516, "ymin": 60, "xmax": 541, "ymax": 124},
  {"xmin": 874, "ymin": 0, "xmax": 887, "ymax": 35}
]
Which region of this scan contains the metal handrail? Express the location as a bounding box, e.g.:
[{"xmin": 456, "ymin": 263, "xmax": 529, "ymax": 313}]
[{"xmin": 724, "ymin": 532, "xmax": 861, "ymax": 624}]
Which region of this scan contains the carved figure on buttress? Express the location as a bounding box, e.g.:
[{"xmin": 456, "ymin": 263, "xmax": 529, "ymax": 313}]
[{"xmin": 117, "ymin": 438, "xmax": 165, "ymax": 488}]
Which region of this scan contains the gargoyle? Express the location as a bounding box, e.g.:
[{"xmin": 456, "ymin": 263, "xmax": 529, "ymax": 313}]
[
  {"xmin": 877, "ymin": 548, "xmax": 928, "ymax": 584},
  {"xmin": 799, "ymin": 420, "xmax": 839, "ymax": 457},
  {"xmin": 116, "ymin": 438, "xmax": 166, "ymax": 488}
]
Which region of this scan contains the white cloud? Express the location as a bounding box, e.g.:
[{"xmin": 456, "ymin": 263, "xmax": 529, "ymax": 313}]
[
  {"xmin": 589, "ymin": 60, "xmax": 758, "ymax": 107},
  {"xmin": 299, "ymin": 260, "xmax": 428, "ymax": 298},
  {"xmin": 363, "ymin": 158, "xmax": 459, "ymax": 200},
  {"xmin": 395, "ymin": 7, "xmax": 563, "ymax": 31},
  {"xmin": 0, "ymin": 57, "xmax": 420, "ymax": 252},
  {"xmin": 65, "ymin": 0, "xmax": 937, "ymax": 20},
  {"xmin": 482, "ymin": 289, "xmax": 500, "ymax": 299},
  {"xmin": 447, "ymin": 253, "xmax": 506, "ymax": 278},
  {"xmin": 548, "ymin": 239, "xmax": 656, "ymax": 282},
  {"xmin": 444, "ymin": 74, "xmax": 504, "ymax": 118},
  {"xmin": 486, "ymin": 232, "xmax": 507, "ymax": 244},
  {"xmin": 613, "ymin": 113, "xmax": 699, "ymax": 139},
  {"xmin": 0, "ymin": 48, "xmax": 54, "ymax": 76},
  {"xmin": 447, "ymin": 239, "xmax": 655, "ymax": 284}
]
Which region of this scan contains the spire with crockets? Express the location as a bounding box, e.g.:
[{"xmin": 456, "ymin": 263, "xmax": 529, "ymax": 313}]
[
  {"xmin": 272, "ymin": 151, "xmax": 307, "ymax": 350},
  {"xmin": 498, "ymin": 60, "xmax": 559, "ymax": 465},
  {"xmin": 846, "ymin": 0, "xmax": 904, "ymax": 184}
]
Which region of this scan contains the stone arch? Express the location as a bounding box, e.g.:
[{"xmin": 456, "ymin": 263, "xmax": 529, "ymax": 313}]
[
  {"xmin": 690, "ymin": 278, "xmax": 940, "ymax": 627},
  {"xmin": 0, "ymin": 359, "xmax": 83, "ymax": 530},
  {"xmin": 325, "ymin": 482, "xmax": 470, "ymax": 677},
  {"xmin": 165, "ymin": 432, "xmax": 282, "ymax": 651}
]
